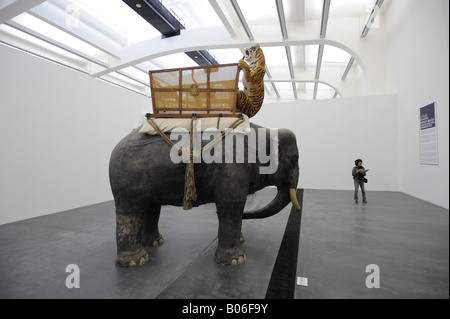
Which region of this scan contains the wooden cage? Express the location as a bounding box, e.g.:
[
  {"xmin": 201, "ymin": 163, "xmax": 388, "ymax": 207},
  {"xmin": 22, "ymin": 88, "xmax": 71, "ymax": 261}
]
[{"xmin": 148, "ymin": 63, "xmax": 241, "ymax": 118}]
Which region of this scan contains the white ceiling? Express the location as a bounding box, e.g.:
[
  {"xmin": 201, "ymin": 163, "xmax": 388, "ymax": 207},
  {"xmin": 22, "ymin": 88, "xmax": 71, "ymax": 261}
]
[{"xmin": 0, "ymin": 0, "xmax": 390, "ymax": 101}]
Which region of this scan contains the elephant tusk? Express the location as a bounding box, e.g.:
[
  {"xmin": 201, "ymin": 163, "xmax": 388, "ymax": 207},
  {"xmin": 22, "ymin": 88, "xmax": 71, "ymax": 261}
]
[{"xmin": 290, "ymin": 188, "xmax": 301, "ymax": 211}]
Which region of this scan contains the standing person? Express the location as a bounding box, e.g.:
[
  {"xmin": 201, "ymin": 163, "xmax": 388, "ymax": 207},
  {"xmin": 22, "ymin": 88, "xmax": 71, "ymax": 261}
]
[{"xmin": 352, "ymin": 159, "xmax": 368, "ymax": 204}]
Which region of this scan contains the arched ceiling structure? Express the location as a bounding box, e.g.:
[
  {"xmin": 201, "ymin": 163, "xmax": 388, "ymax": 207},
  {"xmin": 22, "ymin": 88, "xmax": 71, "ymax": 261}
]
[{"xmin": 0, "ymin": 0, "xmax": 391, "ymax": 102}]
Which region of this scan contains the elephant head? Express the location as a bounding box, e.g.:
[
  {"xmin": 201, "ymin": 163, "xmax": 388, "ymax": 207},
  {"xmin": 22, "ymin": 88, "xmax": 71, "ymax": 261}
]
[{"xmin": 243, "ymin": 126, "xmax": 301, "ymax": 220}]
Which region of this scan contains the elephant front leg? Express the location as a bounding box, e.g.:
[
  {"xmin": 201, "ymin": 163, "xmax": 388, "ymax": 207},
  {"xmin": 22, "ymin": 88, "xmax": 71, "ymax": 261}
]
[
  {"xmin": 115, "ymin": 212, "xmax": 149, "ymax": 267},
  {"xmin": 214, "ymin": 202, "xmax": 246, "ymax": 265}
]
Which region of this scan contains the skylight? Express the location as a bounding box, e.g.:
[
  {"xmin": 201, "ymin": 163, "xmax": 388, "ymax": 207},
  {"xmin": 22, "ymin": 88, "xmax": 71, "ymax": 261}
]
[
  {"xmin": 61, "ymin": 0, "xmax": 161, "ymax": 45},
  {"xmin": 121, "ymin": 66, "xmax": 150, "ymax": 84},
  {"xmin": 0, "ymin": 23, "xmax": 87, "ymax": 70},
  {"xmin": 236, "ymin": 0, "xmax": 278, "ymax": 27},
  {"xmin": 209, "ymin": 48, "xmax": 243, "ymax": 65},
  {"xmin": 305, "ymin": 0, "xmax": 377, "ymax": 19},
  {"xmin": 262, "ymin": 46, "xmax": 290, "ymax": 80},
  {"xmin": 323, "ymin": 45, "xmax": 352, "ymax": 64},
  {"xmin": 0, "ymin": 0, "xmax": 385, "ymax": 100},
  {"xmin": 161, "ymin": 0, "xmax": 223, "ymax": 28},
  {"xmin": 10, "ymin": 12, "xmax": 106, "ymax": 63},
  {"xmin": 150, "ymin": 53, "xmax": 198, "ymax": 70}
]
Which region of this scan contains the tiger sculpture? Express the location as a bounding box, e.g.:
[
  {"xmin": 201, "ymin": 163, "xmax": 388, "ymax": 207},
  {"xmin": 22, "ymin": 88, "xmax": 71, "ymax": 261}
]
[{"xmin": 237, "ymin": 44, "xmax": 266, "ymax": 118}]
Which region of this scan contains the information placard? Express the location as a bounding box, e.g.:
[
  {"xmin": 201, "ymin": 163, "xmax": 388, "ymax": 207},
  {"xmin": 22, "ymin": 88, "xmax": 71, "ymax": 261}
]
[{"xmin": 419, "ymin": 103, "xmax": 439, "ymax": 165}]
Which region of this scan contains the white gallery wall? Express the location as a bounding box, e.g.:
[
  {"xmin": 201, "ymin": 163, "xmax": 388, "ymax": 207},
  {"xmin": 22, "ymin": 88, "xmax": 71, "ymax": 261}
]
[
  {"xmin": 0, "ymin": 1, "xmax": 448, "ymax": 226},
  {"xmin": 0, "ymin": 44, "xmax": 150, "ymax": 225},
  {"xmin": 0, "ymin": 42, "xmax": 399, "ymax": 225},
  {"xmin": 254, "ymin": 94, "xmax": 399, "ymax": 193},
  {"xmin": 384, "ymin": 0, "xmax": 449, "ymax": 209}
]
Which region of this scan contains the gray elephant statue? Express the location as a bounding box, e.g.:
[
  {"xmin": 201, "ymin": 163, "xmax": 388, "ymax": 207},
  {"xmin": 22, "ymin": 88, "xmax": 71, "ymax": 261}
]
[{"xmin": 109, "ymin": 122, "xmax": 300, "ymax": 267}]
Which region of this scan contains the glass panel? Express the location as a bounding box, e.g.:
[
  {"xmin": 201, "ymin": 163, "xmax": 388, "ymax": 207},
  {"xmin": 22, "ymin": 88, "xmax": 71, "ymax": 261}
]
[
  {"xmin": 291, "ymin": 45, "xmax": 306, "ymax": 71},
  {"xmin": 151, "ymin": 53, "xmax": 198, "ymax": 70},
  {"xmin": 261, "ymin": 46, "xmax": 290, "ymax": 80},
  {"xmin": 108, "ymin": 72, "xmax": 145, "ymax": 89},
  {"xmin": 323, "ymin": 45, "xmax": 351, "ymax": 64},
  {"xmin": 305, "ymin": 82, "xmax": 315, "ymax": 91},
  {"xmin": 316, "ymin": 83, "xmax": 335, "ymax": 99},
  {"xmin": 11, "ymin": 13, "xmax": 104, "ymax": 58},
  {"xmin": 121, "ymin": 67, "xmax": 150, "ymax": 84},
  {"xmin": 236, "ymin": 0, "xmax": 278, "ymax": 26},
  {"xmin": 274, "ymin": 82, "xmax": 294, "ymax": 100},
  {"xmin": 305, "ymin": 0, "xmax": 375, "ymax": 20},
  {"xmin": 209, "ymin": 48, "xmax": 243, "ymax": 65},
  {"xmin": 162, "ymin": 0, "xmax": 223, "ymax": 28},
  {"xmin": 0, "ymin": 24, "xmax": 87, "ymax": 68},
  {"xmin": 70, "ymin": 0, "xmax": 160, "ymax": 44},
  {"xmin": 305, "ymin": 45, "xmax": 319, "ymax": 68}
]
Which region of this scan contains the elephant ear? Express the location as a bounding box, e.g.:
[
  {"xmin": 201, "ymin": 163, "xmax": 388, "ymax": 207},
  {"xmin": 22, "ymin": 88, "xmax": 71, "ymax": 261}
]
[{"xmin": 278, "ymin": 129, "xmax": 299, "ymax": 163}]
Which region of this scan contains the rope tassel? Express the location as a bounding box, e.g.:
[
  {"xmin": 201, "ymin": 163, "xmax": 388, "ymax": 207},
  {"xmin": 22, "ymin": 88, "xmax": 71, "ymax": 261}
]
[
  {"xmin": 183, "ymin": 160, "xmax": 197, "ymax": 210},
  {"xmin": 146, "ymin": 114, "xmax": 246, "ymax": 211},
  {"xmin": 183, "ymin": 115, "xmax": 198, "ymax": 210}
]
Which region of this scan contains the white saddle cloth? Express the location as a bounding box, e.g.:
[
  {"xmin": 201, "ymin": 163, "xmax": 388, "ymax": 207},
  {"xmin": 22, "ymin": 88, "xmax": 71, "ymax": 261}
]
[{"xmin": 139, "ymin": 115, "xmax": 251, "ymax": 135}]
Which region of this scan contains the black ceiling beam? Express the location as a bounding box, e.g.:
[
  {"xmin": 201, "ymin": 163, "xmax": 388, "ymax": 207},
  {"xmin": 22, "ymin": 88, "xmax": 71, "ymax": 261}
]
[
  {"xmin": 185, "ymin": 50, "xmax": 218, "ymax": 66},
  {"xmin": 123, "ymin": 0, "xmax": 218, "ymax": 65},
  {"xmin": 123, "ymin": 0, "xmax": 184, "ymax": 38}
]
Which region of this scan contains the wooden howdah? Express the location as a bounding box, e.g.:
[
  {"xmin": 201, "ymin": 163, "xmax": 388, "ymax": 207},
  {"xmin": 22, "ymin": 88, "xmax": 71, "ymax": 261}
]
[{"xmin": 148, "ymin": 63, "xmax": 241, "ymax": 119}]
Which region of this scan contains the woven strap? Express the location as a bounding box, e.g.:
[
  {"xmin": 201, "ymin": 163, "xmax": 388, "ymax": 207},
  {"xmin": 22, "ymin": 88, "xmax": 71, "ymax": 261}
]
[{"xmin": 146, "ymin": 114, "xmax": 246, "ymax": 210}]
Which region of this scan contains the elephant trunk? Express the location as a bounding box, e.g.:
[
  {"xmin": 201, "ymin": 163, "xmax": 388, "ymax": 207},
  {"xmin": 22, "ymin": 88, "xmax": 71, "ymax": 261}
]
[{"xmin": 242, "ymin": 186, "xmax": 300, "ymax": 220}]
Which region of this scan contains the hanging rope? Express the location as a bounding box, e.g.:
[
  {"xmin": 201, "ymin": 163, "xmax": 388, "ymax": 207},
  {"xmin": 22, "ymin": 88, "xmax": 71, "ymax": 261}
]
[
  {"xmin": 146, "ymin": 114, "xmax": 246, "ymax": 210},
  {"xmin": 183, "ymin": 114, "xmax": 197, "ymax": 210},
  {"xmin": 190, "ymin": 69, "xmax": 199, "ymax": 96}
]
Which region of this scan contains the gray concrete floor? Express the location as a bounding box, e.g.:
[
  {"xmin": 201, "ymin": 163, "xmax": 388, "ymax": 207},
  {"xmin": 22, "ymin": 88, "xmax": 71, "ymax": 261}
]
[
  {"xmin": 0, "ymin": 189, "xmax": 448, "ymax": 299},
  {"xmin": 295, "ymin": 190, "xmax": 449, "ymax": 299}
]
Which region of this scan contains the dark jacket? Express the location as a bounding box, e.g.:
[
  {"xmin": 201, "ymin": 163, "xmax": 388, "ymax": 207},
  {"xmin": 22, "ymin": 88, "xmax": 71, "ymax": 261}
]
[{"xmin": 352, "ymin": 166, "xmax": 366, "ymax": 181}]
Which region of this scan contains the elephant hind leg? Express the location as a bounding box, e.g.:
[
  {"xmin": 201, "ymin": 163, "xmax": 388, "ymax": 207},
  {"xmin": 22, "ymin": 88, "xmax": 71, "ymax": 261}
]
[
  {"xmin": 115, "ymin": 212, "xmax": 149, "ymax": 267},
  {"xmin": 142, "ymin": 205, "xmax": 164, "ymax": 247}
]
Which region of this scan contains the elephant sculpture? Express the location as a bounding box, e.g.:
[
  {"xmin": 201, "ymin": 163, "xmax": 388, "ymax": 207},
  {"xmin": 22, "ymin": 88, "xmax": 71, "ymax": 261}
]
[{"xmin": 109, "ymin": 122, "xmax": 300, "ymax": 267}]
